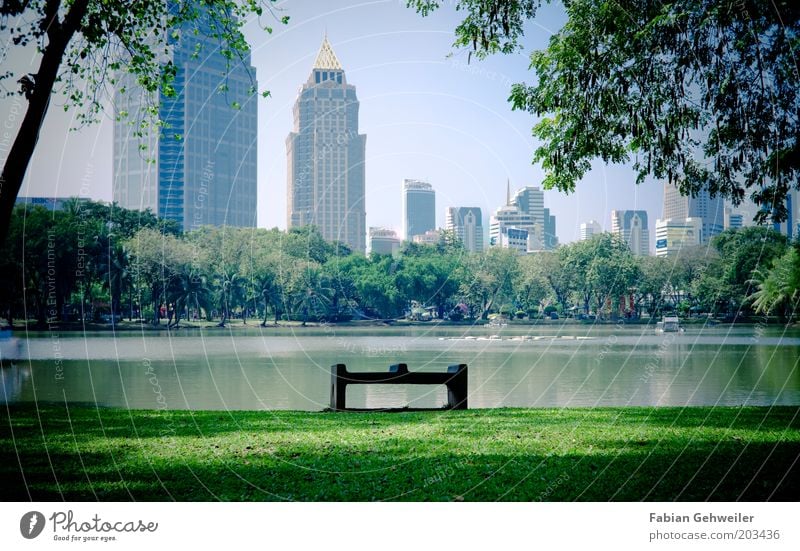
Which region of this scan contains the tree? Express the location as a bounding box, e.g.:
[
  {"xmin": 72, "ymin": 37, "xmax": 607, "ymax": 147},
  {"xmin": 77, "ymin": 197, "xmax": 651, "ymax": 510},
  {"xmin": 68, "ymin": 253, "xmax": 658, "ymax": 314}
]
[
  {"xmin": 695, "ymin": 227, "xmax": 788, "ymax": 314},
  {"xmin": 395, "ymin": 245, "xmax": 464, "ymax": 319},
  {"xmin": 634, "ymin": 256, "xmax": 671, "ymax": 317},
  {"xmin": 749, "ymin": 245, "xmax": 800, "ymax": 319},
  {"xmin": 410, "ymin": 0, "xmax": 800, "ymax": 222},
  {"xmin": 459, "ymin": 247, "xmax": 519, "ymax": 319},
  {"xmin": 126, "ymin": 227, "xmax": 187, "ymax": 325},
  {"xmin": 0, "ymin": 0, "xmax": 287, "ymax": 243},
  {"xmin": 516, "ymin": 254, "xmax": 551, "ymax": 315}
]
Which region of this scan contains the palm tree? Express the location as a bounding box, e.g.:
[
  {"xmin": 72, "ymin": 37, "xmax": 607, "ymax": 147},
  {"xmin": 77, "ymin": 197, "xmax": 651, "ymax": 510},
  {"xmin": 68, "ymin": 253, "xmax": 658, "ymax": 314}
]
[
  {"xmin": 170, "ymin": 269, "xmax": 212, "ymax": 328},
  {"xmin": 749, "ymin": 248, "xmax": 800, "ymax": 319}
]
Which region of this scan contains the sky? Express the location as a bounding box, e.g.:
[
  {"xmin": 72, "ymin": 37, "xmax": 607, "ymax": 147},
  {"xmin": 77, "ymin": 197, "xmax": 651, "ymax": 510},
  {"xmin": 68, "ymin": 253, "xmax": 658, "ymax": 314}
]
[{"xmin": 1, "ymin": 0, "xmax": 667, "ymax": 245}]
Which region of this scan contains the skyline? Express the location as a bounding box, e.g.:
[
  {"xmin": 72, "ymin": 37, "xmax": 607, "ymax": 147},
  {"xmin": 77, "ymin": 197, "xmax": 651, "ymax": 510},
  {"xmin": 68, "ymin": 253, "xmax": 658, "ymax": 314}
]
[{"xmin": 2, "ymin": 0, "xmax": 683, "ymax": 245}]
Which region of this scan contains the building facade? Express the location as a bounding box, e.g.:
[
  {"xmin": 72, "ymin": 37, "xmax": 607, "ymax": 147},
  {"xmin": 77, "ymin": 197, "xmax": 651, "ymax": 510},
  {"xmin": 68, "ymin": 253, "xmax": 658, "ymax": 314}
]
[
  {"xmin": 369, "ymin": 227, "xmax": 401, "ymax": 256},
  {"xmin": 402, "ymin": 180, "xmax": 435, "ymax": 240},
  {"xmin": 496, "ymin": 226, "xmax": 530, "ymax": 255},
  {"xmin": 445, "ymin": 207, "xmax": 483, "ymax": 252},
  {"xmin": 663, "ymin": 182, "xmax": 724, "ymax": 243},
  {"xmin": 412, "ymin": 229, "xmax": 442, "ymax": 245},
  {"xmin": 654, "ymin": 217, "xmax": 702, "ymax": 257},
  {"xmin": 287, "ymin": 36, "xmax": 367, "ymax": 253},
  {"xmin": 724, "ymin": 207, "xmax": 744, "ymax": 230},
  {"xmin": 542, "ymin": 207, "xmax": 558, "ymax": 250},
  {"xmin": 113, "ymin": 4, "xmax": 257, "ymax": 230},
  {"xmin": 611, "ymin": 210, "xmax": 650, "ymax": 256},
  {"xmin": 580, "ymin": 220, "xmax": 602, "ymax": 241}
]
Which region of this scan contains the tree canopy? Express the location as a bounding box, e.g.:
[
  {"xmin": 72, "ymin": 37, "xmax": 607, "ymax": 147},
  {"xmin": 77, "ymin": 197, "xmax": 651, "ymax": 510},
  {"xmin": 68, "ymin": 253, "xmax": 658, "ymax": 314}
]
[{"xmin": 409, "ymin": 0, "xmax": 800, "ymax": 223}]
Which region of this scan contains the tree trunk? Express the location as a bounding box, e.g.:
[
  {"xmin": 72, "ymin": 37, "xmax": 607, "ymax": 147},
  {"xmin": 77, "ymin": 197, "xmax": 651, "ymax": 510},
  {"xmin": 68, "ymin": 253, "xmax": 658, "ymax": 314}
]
[{"xmin": 0, "ymin": 0, "xmax": 89, "ymax": 244}]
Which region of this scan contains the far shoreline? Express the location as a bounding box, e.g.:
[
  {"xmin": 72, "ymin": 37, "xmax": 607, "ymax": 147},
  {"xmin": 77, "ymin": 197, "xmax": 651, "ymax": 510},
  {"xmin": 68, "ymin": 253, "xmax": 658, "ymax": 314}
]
[{"xmin": 2, "ymin": 316, "xmax": 798, "ymax": 333}]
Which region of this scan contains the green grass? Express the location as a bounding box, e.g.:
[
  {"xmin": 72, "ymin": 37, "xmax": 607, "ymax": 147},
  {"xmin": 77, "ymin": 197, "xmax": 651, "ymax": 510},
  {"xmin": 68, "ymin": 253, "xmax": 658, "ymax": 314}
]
[{"xmin": 1, "ymin": 405, "xmax": 798, "ymax": 501}]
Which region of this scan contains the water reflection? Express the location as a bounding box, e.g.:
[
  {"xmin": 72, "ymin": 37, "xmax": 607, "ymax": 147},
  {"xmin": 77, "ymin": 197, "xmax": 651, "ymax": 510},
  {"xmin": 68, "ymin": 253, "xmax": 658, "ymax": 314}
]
[{"xmin": 1, "ymin": 326, "xmax": 798, "ymax": 410}]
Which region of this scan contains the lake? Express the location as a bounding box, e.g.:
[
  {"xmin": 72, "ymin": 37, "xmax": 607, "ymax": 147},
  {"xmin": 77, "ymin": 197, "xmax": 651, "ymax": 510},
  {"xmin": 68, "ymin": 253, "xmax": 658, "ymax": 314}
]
[{"xmin": 1, "ymin": 324, "xmax": 799, "ymax": 410}]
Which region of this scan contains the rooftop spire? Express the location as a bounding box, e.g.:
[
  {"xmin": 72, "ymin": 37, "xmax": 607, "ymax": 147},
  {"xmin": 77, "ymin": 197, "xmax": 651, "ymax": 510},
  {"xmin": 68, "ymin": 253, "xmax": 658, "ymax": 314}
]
[
  {"xmin": 313, "ymin": 35, "xmax": 343, "ymax": 70},
  {"xmin": 506, "ymin": 178, "xmax": 511, "ymax": 205}
]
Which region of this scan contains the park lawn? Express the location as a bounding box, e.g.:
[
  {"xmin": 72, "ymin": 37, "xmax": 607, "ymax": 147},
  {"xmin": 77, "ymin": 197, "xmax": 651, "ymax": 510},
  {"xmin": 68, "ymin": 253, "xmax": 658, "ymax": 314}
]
[{"xmin": 1, "ymin": 405, "xmax": 798, "ymax": 501}]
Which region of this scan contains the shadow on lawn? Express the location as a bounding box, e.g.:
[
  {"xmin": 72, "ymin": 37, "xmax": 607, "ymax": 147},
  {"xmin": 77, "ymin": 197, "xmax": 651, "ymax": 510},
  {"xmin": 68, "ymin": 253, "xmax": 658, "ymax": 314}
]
[
  {"xmin": 1, "ymin": 405, "xmax": 798, "ymax": 502},
  {"xmin": 1, "ymin": 442, "xmax": 798, "ymax": 502}
]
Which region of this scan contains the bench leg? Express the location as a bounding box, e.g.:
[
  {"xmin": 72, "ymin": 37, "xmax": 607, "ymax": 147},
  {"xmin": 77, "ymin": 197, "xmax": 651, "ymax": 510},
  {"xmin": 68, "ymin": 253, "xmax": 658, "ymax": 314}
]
[
  {"xmin": 446, "ymin": 364, "xmax": 468, "ymax": 410},
  {"xmin": 330, "ymin": 363, "xmax": 348, "ymax": 411}
]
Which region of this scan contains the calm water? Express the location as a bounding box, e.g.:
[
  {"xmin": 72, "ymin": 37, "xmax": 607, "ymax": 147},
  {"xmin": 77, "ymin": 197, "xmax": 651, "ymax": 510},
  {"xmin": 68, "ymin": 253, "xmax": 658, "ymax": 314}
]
[{"xmin": 1, "ymin": 324, "xmax": 799, "ymax": 410}]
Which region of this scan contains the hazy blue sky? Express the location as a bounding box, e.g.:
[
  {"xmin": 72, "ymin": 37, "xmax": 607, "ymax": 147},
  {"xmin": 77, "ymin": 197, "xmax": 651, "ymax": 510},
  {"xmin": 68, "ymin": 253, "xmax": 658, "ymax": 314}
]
[{"xmin": 2, "ymin": 0, "xmax": 666, "ymax": 244}]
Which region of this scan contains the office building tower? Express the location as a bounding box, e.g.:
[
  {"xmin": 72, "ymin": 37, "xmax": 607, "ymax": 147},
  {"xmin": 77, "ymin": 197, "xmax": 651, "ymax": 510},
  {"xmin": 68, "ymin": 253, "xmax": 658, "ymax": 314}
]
[
  {"xmin": 771, "ymin": 189, "xmax": 799, "ymax": 240},
  {"xmin": 403, "ymin": 180, "xmax": 435, "ymax": 240},
  {"xmin": 113, "ymin": 4, "xmax": 257, "ymax": 230},
  {"xmin": 446, "ymin": 207, "xmax": 483, "ymax": 252},
  {"xmin": 663, "ymin": 182, "xmax": 724, "ymax": 243},
  {"xmin": 287, "ymin": 36, "xmax": 367, "ymax": 252},
  {"xmin": 611, "ymin": 210, "xmax": 650, "ymax": 256},
  {"xmin": 510, "ymin": 185, "xmax": 547, "ymax": 245},
  {"xmin": 580, "ymin": 220, "xmax": 602, "ymax": 241},
  {"xmin": 542, "ymin": 207, "xmax": 558, "ymax": 250},
  {"xmin": 724, "ymin": 207, "xmax": 743, "ymax": 230},
  {"xmin": 654, "ymin": 217, "xmax": 702, "ymax": 257},
  {"xmin": 369, "ymin": 227, "xmax": 401, "ymax": 256}
]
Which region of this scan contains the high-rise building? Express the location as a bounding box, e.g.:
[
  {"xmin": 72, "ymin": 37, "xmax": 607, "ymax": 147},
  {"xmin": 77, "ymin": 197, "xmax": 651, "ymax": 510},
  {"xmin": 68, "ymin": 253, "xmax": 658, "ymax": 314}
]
[
  {"xmin": 403, "ymin": 180, "xmax": 435, "ymax": 240},
  {"xmin": 580, "ymin": 220, "xmax": 602, "ymax": 241},
  {"xmin": 113, "ymin": 4, "xmax": 257, "ymax": 230},
  {"xmin": 771, "ymin": 188, "xmax": 799, "ymax": 240},
  {"xmin": 510, "ymin": 185, "xmax": 548, "ymax": 246},
  {"xmin": 446, "ymin": 207, "xmax": 483, "ymax": 252},
  {"xmin": 663, "ymin": 182, "xmax": 724, "ymax": 243},
  {"xmin": 542, "ymin": 207, "xmax": 558, "ymax": 250},
  {"xmin": 490, "ymin": 181, "xmax": 559, "ymax": 251},
  {"xmin": 611, "ymin": 210, "xmax": 650, "ymax": 256},
  {"xmin": 287, "ymin": 36, "xmax": 367, "ymax": 253},
  {"xmin": 654, "ymin": 217, "xmax": 702, "ymax": 257},
  {"xmin": 724, "ymin": 207, "xmax": 743, "ymax": 230},
  {"xmin": 369, "ymin": 227, "xmax": 401, "ymax": 256},
  {"xmin": 490, "ymin": 203, "xmax": 535, "ymax": 248}
]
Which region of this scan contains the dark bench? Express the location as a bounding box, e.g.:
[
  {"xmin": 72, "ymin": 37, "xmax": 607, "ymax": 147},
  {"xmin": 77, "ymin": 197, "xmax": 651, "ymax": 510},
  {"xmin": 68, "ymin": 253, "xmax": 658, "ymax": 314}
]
[{"xmin": 329, "ymin": 363, "xmax": 468, "ymax": 411}]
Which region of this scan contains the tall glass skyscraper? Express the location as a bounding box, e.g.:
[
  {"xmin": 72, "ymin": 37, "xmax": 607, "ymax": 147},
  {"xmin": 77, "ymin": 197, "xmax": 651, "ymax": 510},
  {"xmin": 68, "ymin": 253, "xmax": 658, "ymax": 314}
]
[
  {"xmin": 113, "ymin": 4, "xmax": 258, "ymax": 231},
  {"xmin": 286, "ymin": 36, "xmax": 367, "ymax": 253}
]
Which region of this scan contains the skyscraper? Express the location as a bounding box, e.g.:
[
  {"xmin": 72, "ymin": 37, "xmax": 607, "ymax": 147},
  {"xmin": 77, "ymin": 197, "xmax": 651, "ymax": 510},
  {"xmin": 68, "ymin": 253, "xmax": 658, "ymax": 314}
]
[
  {"xmin": 446, "ymin": 207, "xmax": 483, "ymax": 252},
  {"xmin": 511, "ymin": 185, "xmax": 545, "ymax": 246},
  {"xmin": 580, "ymin": 220, "xmax": 602, "ymax": 241},
  {"xmin": 611, "ymin": 210, "xmax": 650, "ymax": 256},
  {"xmin": 771, "ymin": 188, "xmax": 799, "ymax": 240},
  {"xmin": 663, "ymin": 182, "xmax": 724, "ymax": 243},
  {"xmin": 542, "ymin": 207, "xmax": 558, "ymax": 250},
  {"xmin": 113, "ymin": 4, "xmax": 257, "ymax": 230},
  {"xmin": 402, "ymin": 179, "xmax": 435, "ymax": 240},
  {"xmin": 287, "ymin": 36, "xmax": 367, "ymax": 253}
]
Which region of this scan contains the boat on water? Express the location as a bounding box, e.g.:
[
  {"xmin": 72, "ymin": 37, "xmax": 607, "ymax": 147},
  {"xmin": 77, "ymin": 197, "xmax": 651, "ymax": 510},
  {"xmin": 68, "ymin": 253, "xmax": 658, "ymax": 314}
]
[{"xmin": 655, "ymin": 316, "xmax": 684, "ymax": 333}]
